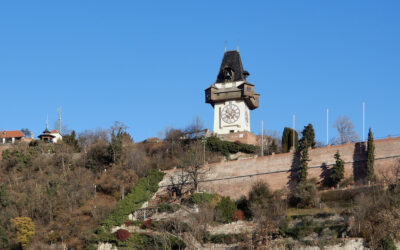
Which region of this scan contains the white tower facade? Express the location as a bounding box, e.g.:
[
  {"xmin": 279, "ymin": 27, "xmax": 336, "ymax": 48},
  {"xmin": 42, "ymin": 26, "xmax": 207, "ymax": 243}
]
[{"xmin": 205, "ymin": 51, "xmax": 259, "ymax": 135}]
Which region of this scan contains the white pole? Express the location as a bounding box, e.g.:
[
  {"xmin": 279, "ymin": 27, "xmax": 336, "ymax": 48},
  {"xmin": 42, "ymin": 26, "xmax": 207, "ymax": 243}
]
[
  {"xmin": 363, "ymin": 102, "xmax": 365, "ymax": 141},
  {"xmin": 292, "ymin": 114, "xmax": 295, "ymax": 151},
  {"xmin": 58, "ymin": 107, "xmax": 62, "ymax": 134},
  {"xmin": 326, "ymin": 109, "xmax": 329, "ymax": 145},
  {"xmin": 261, "ymin": 120, "xmax": 264, "ymax": 157}
]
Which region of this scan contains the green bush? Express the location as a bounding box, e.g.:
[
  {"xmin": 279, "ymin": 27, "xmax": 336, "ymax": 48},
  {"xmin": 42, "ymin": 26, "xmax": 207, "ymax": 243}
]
[
  {"xmin": 216, "ymin": 196, "xmax": 236, "ymax": 223},
  {"xmin": 99, "ymin": 170, "xmax": 164, "ymax": 231},
  {"xmin": 248, "ymin": 181, "xmax": 272, "ymax": 206},
  {"xmin": 157, "ymin": 202, "xmax": 172, "ymax": 213},
  {"xmin": 238, "ymin": 143, "xmax": 257, "ymax": 154},
  {"xmin": 378, "ymin": 235, "xmax": 396, "ymax": 250},
  {"xmin": 289, "ymin": 179, "xmax": 320, "ymax": 208},
  {"xmin": 280, "ymin": 217, "xmax": 317, "ymax": 239},
  {"xmin": 191, "ymin": 192, "xmax": 217, "ymax": 204}
]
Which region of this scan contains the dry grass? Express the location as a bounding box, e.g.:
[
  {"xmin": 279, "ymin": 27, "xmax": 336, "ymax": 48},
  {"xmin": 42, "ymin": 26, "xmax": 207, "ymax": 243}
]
[{"xmin": 286, "ymin": 206, "xmax": 343, "ymax": 216}]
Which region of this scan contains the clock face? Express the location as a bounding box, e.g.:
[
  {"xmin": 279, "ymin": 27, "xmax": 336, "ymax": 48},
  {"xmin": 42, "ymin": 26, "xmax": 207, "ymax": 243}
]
[{"xmin": 222, "ymin": 104, "xmax": 240, "ymax": 124}]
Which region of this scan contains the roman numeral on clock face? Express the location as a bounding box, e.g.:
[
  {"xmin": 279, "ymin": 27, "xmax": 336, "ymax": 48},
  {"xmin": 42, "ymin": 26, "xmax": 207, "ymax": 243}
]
[{"xmin": 221, "ymin": 104, "xmax": 240, "ymax": 124}]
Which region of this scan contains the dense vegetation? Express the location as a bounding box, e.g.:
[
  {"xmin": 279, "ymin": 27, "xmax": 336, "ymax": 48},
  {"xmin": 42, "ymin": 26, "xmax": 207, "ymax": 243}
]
[{"xmin": 0, "ymin": 122, "xmax": 219, "ymax": 249}]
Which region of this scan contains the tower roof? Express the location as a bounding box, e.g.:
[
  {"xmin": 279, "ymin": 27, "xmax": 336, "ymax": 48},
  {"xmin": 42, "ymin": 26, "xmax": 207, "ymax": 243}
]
[{"xmin": 216, "ymin": 50, "xmax": 249, "ymax": 83}]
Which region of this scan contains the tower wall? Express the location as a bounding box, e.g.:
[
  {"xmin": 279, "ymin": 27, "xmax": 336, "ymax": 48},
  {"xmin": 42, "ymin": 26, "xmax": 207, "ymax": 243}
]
[{"xmin": 213, "ymin": 99, "xmax": 250, "ymax": 134}]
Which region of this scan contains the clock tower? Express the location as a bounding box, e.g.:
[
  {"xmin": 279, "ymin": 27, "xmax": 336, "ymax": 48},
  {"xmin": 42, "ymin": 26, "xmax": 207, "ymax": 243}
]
[{"xmin": 205, "ymin": 50, "xmax": 259, "ymax": 135}]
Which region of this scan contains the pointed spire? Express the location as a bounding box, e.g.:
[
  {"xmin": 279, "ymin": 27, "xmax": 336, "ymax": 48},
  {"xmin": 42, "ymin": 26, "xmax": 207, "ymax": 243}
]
[{"xmin": 216, "ymin": 50, "xmax": 248, "ymax": 83}]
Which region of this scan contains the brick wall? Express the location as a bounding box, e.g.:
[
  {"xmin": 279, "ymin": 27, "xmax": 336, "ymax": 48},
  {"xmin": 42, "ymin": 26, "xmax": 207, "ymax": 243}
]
[
  {"xmin": 217, "ymin": 131, "xmax": 259, "ymax": 145},
  {"xmin": 160, "ymin": 136, "xmax": 400, "ymax": 199}
]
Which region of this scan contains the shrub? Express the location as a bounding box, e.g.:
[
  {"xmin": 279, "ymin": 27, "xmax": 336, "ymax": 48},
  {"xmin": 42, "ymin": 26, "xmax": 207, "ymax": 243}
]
[
  {"xmin": 157, "ymin": 202, "xmax": 172, "ymax": 213},
  {"xmin": 248, "ymin": 181, "xmax": 272, "ymax": 206},
  {"xmin": 157, "ymin": 202, "xmax": 180, "ymax": 213},
  {"xmin": 115, "ymin": 229, "xmax": 130, "ymax": 241},
  {"xmin": 236, "ymin": 196, "xmax": 252, "ymax": 219},
  {"xmin": 238, "ymin": 143, "xmax": 257, "ymax": 154},
  {"xmin": 191, "ymin": 192, "xmax": 217, "ymax": 204},
  {"xmin": 216, "ymin": 196, "xmax": 236, "ymax": 223},
  {"xmin": 141, "ymin": 219, "xmax": 153, "ymax": 229},
  {"xmin": 11, "ymin": 217, "xmax": 35, "ymax": 248},
  {"xmin": 378, "ymin": 235, "xmax": 396, "ymax": 250},
  {"xmin": 233, "ymin": 209, "xmax": 244, "ymax": 221},
  {"xmin": 86, "ymin": 142, "xmax": 112, "ymax": 171},
  {"xmin": 289, "ymin": 179, "xmax": 320, "ymax": 208},
  {"xmin": 280, "ymin": 217, "xmax": 316, "ymax": 239},
  {"xmin": 206, "ymin": 136, "xmax": 258, "ymax": 156}
]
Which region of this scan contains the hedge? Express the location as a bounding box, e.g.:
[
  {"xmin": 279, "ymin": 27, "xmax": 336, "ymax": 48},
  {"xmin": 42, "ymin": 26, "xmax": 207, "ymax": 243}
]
[
  {"xmin": 99, "ymin": 169, "xmax": 164, "ymax": 231},
  {"xmin": 206, "ymin": 136, "xmax": 258, "ymax": 156}
]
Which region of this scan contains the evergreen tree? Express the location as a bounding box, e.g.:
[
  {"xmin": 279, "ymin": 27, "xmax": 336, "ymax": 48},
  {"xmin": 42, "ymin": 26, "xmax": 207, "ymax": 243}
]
[
  {"xmin": 330, "ymin": 151, "xmax": 344, "ymax": 187},
  {"xmin": 299, "ymin": 139, "xmax": 310, "ymax": 183},
  {"xmin": 63, "ymin": 130, "xmax": 80, "ymax": 152},
  {"xmin": 299, "ymin": 124, "xmax": 316, "ymax": 150},
  {"xmin": 269, "ymin": 139, "xmax": 278, "ymax": 154},
  {"xmin": 366, "ymin": 128, "xmax": 375, "ymax": 182},
  {"xmin": 281, "ymin": 127, "xmax": 298, "ymax": 153},
  {"xmin": 110, "ymin": 128, "xmax": 123, "ymax": 164}
]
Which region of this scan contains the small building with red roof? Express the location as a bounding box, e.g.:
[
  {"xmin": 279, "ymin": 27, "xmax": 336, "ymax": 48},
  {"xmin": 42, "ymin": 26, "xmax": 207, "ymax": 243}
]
[
  {"xmin": 38, "ymin": 128, "xmax": 62, "ymax": 143},
  {"xmin": 0, "ymin": 130, "xmax": 25, "ymax": 144}
]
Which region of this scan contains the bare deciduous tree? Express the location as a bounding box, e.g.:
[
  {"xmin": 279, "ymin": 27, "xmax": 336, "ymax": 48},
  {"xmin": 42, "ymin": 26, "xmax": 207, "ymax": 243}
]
[
  {"xmin": 332, "ymin": 115, "xmax": 359, "ymax": 145},
  {"xmin": 180, "ymin": 141, "xmax": 209, "ymax": 192},
  {"xmin": 168, "ymin": 168, "xmax": 190, "ymax": 197},
  {"xmin": 185, "ymin": 116, "xmax": 204, "ymax": 138}
]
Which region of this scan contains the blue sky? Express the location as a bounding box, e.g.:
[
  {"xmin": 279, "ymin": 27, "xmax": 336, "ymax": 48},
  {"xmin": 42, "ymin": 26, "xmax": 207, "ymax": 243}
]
[{"xmin": 0, "ymin": 1, "xmax": 399, "ymax": 142}]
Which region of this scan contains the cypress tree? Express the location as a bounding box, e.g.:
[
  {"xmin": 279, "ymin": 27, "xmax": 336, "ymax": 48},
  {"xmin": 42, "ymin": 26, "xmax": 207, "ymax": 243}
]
[
  {"xmin": 330, "ymin": 151, "xmax": 344, "ymax": 187},
  {"xmin": 366, "ymin": 128, "xmax": 375, "ymax": 182},
  {"xmin": 281, "ymin": 127, "xmax": 291, "ymax": 153},
  {"xmin": 299, "ymin": 124, "xmax": 316, "ymax": 150},
  {"xmin": 281, "ymin": 127, "xmax": 298, "ymax": 153},
  {"xmin": 299, "ymin": 139, "xmax": 310, "ymax": 183}
]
